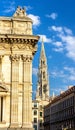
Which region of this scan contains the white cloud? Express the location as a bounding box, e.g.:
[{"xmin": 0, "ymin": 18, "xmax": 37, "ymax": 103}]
[
  {"xmin": 50, "ymin": 25, "xmax": 75, "ymax": 61},
  {"xmin": 28, "ymin": 14, "xmax": 41, "ymax": 27},
  {"xmin": 64, "ymin": 27, "xmax": 72, "ymax": 35},
  {"xmin": 24, "ymin": 6, "xmax": 32, "ymax": 11},
  {"xmin": 51, "ymin": 70, "xmax": 65, "ymax": 78},
  {"xmin": 38, "ymin": 34, "xmax": 52, "ymax": 43},
  {"xmin": 3, "ymin": 1, "xmax": 15, "ymax": 13},
  {"xmin": 59, "ymin": 34, "xmax": 75, "ymax": 61},
  {"xmin": 53, "ymin": 47, "xmax": 63, "ymax": 52},
  {"xmin": 46, "ymin": 13, "xmax": 57, "ymax": 20},
  {"xmin": 49, "ymin": 26, "xmax": 63, "ymax": 33},
  {"xmin": 32, "ymin": 68, "xmax": 38, "ymax": 76},
  {"xmin": 64, "ymin": 66, "xmax": 75, "ymax": 81},
  {"xmin": 52, "ymin": 41, "xmax": 63, "ymax": 52},
  {"xmin": 51, "ymin": 66, "xmax": 75, "ymax": 84},
  {"xmin": 53, "ymin": 41, "xmax": 63, "ymax": 47},
  {"xmin": 50, "ymin": 26, "xmax": 72, "ymax": 35}
]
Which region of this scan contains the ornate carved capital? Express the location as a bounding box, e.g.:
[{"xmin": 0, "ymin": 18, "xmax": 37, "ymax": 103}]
[
  {"xmin": 0, "ymin": 55, "xmax": 4, "ymax": 60},
  {"xmin": 22, "ymin": 55, "xmax": 32, "ymax": 62},
  {"xmin": 9, "ymin": 55, "xmax": 20, "ymax": 62}
]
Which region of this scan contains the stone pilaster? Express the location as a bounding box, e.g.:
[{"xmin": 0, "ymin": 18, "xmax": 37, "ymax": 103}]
[
  {"xmin": 10, "ymin": 55, "xmax": 20, "ymax": 128},
  {"xmin": 22, "ymin": 55, "xmax": 33, "ymax": 128}
]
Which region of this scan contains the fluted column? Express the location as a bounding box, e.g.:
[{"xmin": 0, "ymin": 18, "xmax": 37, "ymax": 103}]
[
  {"xmin": 0, "ymin": 97, "xmax": 1, "ymax": 122},
  {"xmin": 0, "ymin": 55, "xmax": 3, "ymax": 82},
  {"xmin": 22, "ymin": 55, "xmax": 33, "ymax": 128},
  {"xmin": 10, "ymin": 54, "xmax": 20, "ymax": 127}
]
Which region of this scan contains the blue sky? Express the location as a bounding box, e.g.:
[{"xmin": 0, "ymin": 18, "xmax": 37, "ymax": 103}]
[{"xmin": 0, "ymin": 0, "xmax": 75, "ymax": 98}]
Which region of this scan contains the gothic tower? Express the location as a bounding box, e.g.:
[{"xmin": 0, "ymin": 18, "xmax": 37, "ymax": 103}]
[{"xmin": 36, "ymin": 40, "xmax": 49, "ymax": 101}]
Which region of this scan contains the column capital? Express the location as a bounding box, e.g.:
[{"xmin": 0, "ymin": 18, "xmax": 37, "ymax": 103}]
[
  {"xmin": 0, "ymin": 55, "xmax": 4, "ymax": 60},
  {"xmin": 9, "ymin": 55, "xmax": 20, "ymax": 62},
  {"xmin": 22, "ymin": 55, "xmax": 32, "ymax": 62}
]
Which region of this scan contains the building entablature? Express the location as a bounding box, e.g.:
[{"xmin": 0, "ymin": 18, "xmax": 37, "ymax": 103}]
[{"xmin": 0, "ymin": 35, "xmax": 39, "ymax": 55}]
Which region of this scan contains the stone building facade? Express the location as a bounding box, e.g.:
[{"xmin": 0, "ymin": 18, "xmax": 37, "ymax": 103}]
[
  {"xmin": 44, "ymin": 86, "xmax": 75, "ymax": 130},
  {"xmin": 43, "ymin": 103, "xmax": 50, "ymax": 130},
  {"xmin": 0, "ymin": 6, "xmax": 39, "ymax": 130}
]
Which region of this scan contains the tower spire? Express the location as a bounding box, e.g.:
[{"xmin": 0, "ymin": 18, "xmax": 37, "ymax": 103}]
[
  {"xmin": 36, "ymin": 39, "xmax": 50, "ymax": 100},
  {"xmin": 40, "ymin": 37, "xmax": 46, "ymax": 61}
]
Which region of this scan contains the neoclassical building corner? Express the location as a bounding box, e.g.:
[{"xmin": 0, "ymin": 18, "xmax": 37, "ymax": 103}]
[{"xmin": 0, "ymin": 6, "xmax": 39, "ymax": 130}]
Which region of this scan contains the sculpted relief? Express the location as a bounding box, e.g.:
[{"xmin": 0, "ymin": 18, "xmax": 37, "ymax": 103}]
[
  {"xmin": 0, "ymin": 6, "xmax": 32, "ymax": 35},
  {"xmin": 0, "ymin": 21, "xmax": 11, "ymax": 34},
  {"xmin": 13, "ymin": 21, "xmax": 32, "ymax": 35}
]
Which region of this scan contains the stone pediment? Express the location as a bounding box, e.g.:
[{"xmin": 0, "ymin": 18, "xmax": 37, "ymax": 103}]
[{"xmin": 0, "ymin": 83, "xmax": 8, "ymax": 92}]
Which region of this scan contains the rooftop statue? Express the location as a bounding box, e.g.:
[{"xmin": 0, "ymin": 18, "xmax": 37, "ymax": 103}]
[{"xmin": 13, "ymin": 6, "xmax": 26, "ymax": 17}]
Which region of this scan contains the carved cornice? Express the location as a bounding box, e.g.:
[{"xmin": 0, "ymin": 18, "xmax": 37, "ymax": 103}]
[
  {"xmin": 0, "ymin": 35, "xmax": 40, "ymax": 54},
  {"xmin": 22, "ymin": 55, "xmax": 32, "ymax": 62},
  {"xmin": 0, "ymin": 35, "xmax": 39, "ymax": 46},
  {"xmin": 9, "ymin": 55, "xmax": 20, "ymax": 62}
]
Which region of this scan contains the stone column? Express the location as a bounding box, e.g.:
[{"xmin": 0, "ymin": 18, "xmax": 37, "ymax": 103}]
[
  {"xmin": 22, "ymin": 55, "xmax": 33, "ymax": 129},
  {"xmin": 0, "ymin": 97, "xmax": 1, "ymax": 122},
  {"xmin": 10, "ymin": 55, "xmax": 20, "ymax": 128},
  {"xmin": 0, "ymin": 55, "xmax": 3, "ymax": 82}
]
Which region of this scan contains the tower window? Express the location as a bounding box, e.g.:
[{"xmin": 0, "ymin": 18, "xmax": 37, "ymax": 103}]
[
  {"xmin": 34, "ymin": 125, "xmax": 37, "ymax": 130},
  {"xmin": 43, "ymin": 61, "xmax": 45, "ymax": 65},
  {"xmin": 40, "ymin": 112, "xmax": 42, "ymax": 117},
  {"xmin": 43, "ymin": 84, "xmax": 47, "ymax": 93},
  {"xmin": 34, "ymin": 118, "xmax": 37, "ymax": 123},
  {"xmin": 34, "ymin": 110, "xmax": 37, "ymax": 115},
  {"xmin": 43, "ymin": 72, "xmax": 45, "ymax": 79},
  {"xmin": 39, "ymin": 120, "xmax": 43, "ymax": 127},
  {"xmin": 34, "ymin": 103, "xmax": 37, "ymax": 108},
  {"xmin": 41, "ymin": 60, "xmax": 45, "ymax": 65}
]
